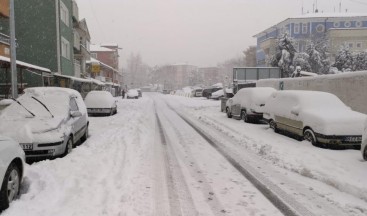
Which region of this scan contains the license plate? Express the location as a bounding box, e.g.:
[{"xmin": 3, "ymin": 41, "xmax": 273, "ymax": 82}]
[
  {"xmin": 345, "ymin": 137, "xmax": 362, "ymax": 142},
  {"xmin": 21, "ymin": 144, "xmax": 33, "ymax": 150}
]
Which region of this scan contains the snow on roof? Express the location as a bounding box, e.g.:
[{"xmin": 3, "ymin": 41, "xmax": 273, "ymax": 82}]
[
  {"xmin": 291, "ymin": 13, "xmax": 367, "ymax": 19},
  {"xmin": 100, "ymin": 43, "xmax": 119, "ymax": 47},
  {"xmin": 54, "ymin": 73, "xmax": 92, "ymax": 83},
  {"xmin": 0, "ymin": 56, "xmax": 51, "ymax": 73},
  {"xmin": 90, "ymin": 44, "xmax": 114, "ymax": 52},
  {"xmin": 90, "ymin": 78, "xmax": 105, "ymax": 86}
]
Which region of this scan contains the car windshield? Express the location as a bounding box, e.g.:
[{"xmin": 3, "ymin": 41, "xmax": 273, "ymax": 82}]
[
  {"xmin": 1, "ymin": 92, "xmax": 69, "ymax": 119},
  {"xmin": 2, "ymin": 0, "xmax": 367, "ymax": 215}
]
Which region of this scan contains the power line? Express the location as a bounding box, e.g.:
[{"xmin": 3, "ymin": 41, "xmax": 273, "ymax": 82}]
[{"xmin": 88, "ymin": 0, "xmax": 107, "ymax": 42}]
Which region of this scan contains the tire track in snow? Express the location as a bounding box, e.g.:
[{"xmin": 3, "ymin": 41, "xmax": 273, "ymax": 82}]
[
  {"xmin": 162, "ymin": 100, "xmax": 315, "ymax": 216},
  {"xmin": 155, "ymin": 105, "xmax": 199, "ymax": 216},
  {"xmin": 157, "ymin": 106, "xmax": 228, "ymax": 216}
]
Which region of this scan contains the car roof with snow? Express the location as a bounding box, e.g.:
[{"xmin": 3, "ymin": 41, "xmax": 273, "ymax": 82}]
[
  {"xmin": 272, "ymin": 90, "xmax": 347, "ymax": 109},
  {"xmin": 25, "ymin": 87, "xmax": 81, "ymax": 98}
]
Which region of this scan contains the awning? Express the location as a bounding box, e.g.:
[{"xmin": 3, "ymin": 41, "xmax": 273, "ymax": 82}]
[{"xmin": 0, "ymin": 55, "xmax": 51, "ymax": 73}]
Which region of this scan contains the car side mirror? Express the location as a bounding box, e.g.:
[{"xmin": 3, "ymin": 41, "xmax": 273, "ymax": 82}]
[
  {"xmin": 291, "ymin": 107, "xmax": 299, "ymax": 116},
  {"xmin": 70, "ymin": 110, "xmax": 82, "ymax": 118}
]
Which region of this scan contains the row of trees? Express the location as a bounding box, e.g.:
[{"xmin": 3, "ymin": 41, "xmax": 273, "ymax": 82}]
[{"xmin": 269, "ymin": 33, "xmax": 367, "ymax": 77}]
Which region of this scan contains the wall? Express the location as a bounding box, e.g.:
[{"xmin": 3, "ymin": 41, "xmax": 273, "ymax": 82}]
[{"xmin": 257, "ymin": 71, "xmax": 367, "ymax": 114}]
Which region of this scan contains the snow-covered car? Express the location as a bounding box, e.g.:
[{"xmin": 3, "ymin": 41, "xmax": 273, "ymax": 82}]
[
  {"xmin": 210, "ymin": 89, "xmax": 224, "ymax": 100},
  {"xmin": 194, "ymin": 89, "xmax": 203, "ymax": 97},
  {"xmin": 226, "ymin": 87, "xmax": 276, "ymax": 123},
  {"xmin": 202, "ymin": 87, "xmax": 222, "ymax": 99},
  {"xmin": 85, "ymin": 91, "xmax": 117, "ymax": 116},
  {"xmin": 0, "ymin": 87, "xmax": 89, "ymax": 159},
  {"xmin": 263, "ymin": 90, "xmax": 365, "ymax": 148},
  {"xmin": 362, "ymin": 118, "xmax": 367, "ymax": 160},
  {"xmin": 0, "ymin": 136, "xmax": 25, "ymax": 211},
  {"xmin": 127, "ymin": 89, "xmax": 139, "ymax": 99}
]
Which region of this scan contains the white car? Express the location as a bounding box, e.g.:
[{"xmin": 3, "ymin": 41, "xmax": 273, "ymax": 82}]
[
  {"xmin": 263, "ymin": 90, "xmax": 365, "ymax": 148},
  {"xmin": 0, "ymin": 87, "xmax": 89, "ymax": 159},
  {"xmin": 127, "ymin": 89, "xmax": 139, "ymax": 99},
  {"xmin": 226, "ymin": 87, "xmax": 276, "ymax": 123},
  {"xmin": 85, "ymin": 91, "xmax": 117, "ymax": 116},
  {"xmin": 210, "ymin": 89, "xmax": 224, "ymax": 100},
  {"xmin": 362, "ymin": 118, "xmax": 367, "ymax": 160},
  {"xmin": 0, "ymin": 136, "xmax": 25, "ymax": 211}
]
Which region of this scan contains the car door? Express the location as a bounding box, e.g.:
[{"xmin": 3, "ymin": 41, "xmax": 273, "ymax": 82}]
[
  {"xmin": 231, "ymin": 94, "xmax": 241, "ymax": 117},
  {"xmin": 69, "ymin": 97, "xmax": 84, "ymax": 142}
]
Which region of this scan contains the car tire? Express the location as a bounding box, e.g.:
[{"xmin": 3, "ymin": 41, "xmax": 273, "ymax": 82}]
[
  {"xmin": 241, "ymin": 110, "xmax": 249, "ymax": 123},
  {"xmin": 363, "ymin": 146, "xmax": 367, "ymax": 161},
  {"xmin": 269, "ymin": 120, "xmax": 278, "ymax": 133},
  {"xmin": 63, "ymin": 137, "xmax": 73, "ymax": 157},
  {"xmin": 226, "ymin": 108, "xmax": 232, "ymax": 118},
  {"xmin": 304, "ymin": 129, "xmax": 317, "ymax": 146},
  {"xmin": 0, "ymin": 162, "xmax": 21, "ymax": 211},
  {"xmin": 81, "ymin": 126, "xmax": 88, "ymax": 143}
]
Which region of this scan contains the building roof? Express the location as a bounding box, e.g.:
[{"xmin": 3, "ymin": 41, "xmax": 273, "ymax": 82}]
[
  {"xmin": 254, "ymin": 13, "xmax": 367, "ymax": 38},
  {"xmin": 0, "ymin": 56, "xmax": 51, "ymax": 73},
  {"xmin": 90, "ymin": 44, "xmax": 114, "ymax": 52}
]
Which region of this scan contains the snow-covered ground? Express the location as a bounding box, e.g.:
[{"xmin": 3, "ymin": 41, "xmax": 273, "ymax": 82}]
[{"xmin": 2, "ymin": 93, "xmax": 367, "ymax": 216}]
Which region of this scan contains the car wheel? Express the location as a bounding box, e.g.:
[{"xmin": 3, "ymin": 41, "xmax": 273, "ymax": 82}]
[
  {"xmin": 241, "ymin": 110, "xmax": 249, "ymax": 123},
  {"xmin": 226, "ymin": 108, "xmax": 232, "ymax": 118},
  {"xmin": 81, "ymin": 126, "xmax": 88, "ymax": 143},
  {"xmin": 63, "ymin": 137, "xmax": 73, "ymax": 157},
  {"xmin": 363, "ymin": 146, "xmax": 367, "ymax": 161},
  {"xmin": 304, "ymin": 129, "xmax": 317, "ymax": 146},
  {"xmin": 0, "ymin": 162, "xmax": 20, "ymax": 211},
  {"xmin": 269, "ymin": 120, "xmax": 278, "ymax": 133}
]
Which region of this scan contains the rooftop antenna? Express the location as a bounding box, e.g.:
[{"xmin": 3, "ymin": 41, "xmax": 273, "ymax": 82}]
[
  {"xmin": 339, "ymin": 1, "xmax": 342, "ymax": 13},
  {"xmin": 315, "ymin": 0, "xmax": 319, "ymax": 13}
]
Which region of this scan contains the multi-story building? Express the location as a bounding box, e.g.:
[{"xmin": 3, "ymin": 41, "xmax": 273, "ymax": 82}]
[
  {"xmin": 0, "ymin": 0, "xmax": 74, "ymax": 75},
  {"xmin": 0, "ymin": 0, "xmax": 10, "ymax": 58},
  {"xmin": 153, "ymin": 64, "xmax": 198, "ymax": 89},
  {"xmin": 89, "ymin": 44, "xmax": 121, "ymax": 84},
  {"xmin": 72, "ymin": 0, "xmax": 91, "ymax": 78},
  {"xmin": 254, "ymin": 13, "xmax": 367, "ymax": 66}
]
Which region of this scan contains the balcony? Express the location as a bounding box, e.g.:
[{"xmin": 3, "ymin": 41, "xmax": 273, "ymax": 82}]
[
  {"xmin": 74, "ymin": 59, "xmax": 81, "ymax": 78},
  {"xmin": 72, "ymin": 0, "xmax": 79, "ymax": 21},
  {"xmin": 73, "ymin": 30, "xmax": 80, "ymax": 51}
]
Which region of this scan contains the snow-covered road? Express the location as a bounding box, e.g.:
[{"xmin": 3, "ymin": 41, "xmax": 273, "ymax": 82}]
[{"xmin": 2, "ymin": 93, "xmax": 367, "ymax": 216}]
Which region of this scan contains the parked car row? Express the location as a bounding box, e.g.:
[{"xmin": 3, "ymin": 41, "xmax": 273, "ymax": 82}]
[
  {"xmin": 0, "ymin": 87, "xmax": 125, "ymax": 210},
  {"xmin": 226, "ymin": 87, "xmax": 367, "ymax": 160}
]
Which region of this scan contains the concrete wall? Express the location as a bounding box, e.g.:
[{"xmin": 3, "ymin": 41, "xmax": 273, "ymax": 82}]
[{"xmin": 257, "ymin": 71, "xmax": 367, "ymax": 114}]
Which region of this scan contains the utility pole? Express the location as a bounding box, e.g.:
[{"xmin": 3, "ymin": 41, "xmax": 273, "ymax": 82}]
[{"xmin": 9, "ymin": 0, "xmax": 18, "ymax": 98}]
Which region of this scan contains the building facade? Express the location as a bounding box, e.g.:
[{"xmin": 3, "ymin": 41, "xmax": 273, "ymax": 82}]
[
  {"xmin": 254, "ymin": 13, "xmax": 367, "ymax": 66},
  {"xmin": 0, "ymin": 0, "xmax": 74, "ymax": 75}
]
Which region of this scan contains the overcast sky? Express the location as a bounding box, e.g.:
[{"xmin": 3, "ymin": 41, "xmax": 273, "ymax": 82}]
[{"xmin": 76, "ymin": 0, "xmax": 367, "ymax": 68}]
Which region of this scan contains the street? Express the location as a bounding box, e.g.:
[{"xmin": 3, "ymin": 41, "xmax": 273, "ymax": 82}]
[{"xmin": 2, "ymin": 93, "xmax": 367, "ymax": 216}]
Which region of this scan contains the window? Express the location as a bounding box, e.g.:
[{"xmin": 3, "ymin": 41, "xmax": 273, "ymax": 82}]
[
  {"xmin": 61, "ymin": 37, "xmax": 70, "ymax": 59},
  {"xmin": 344, "ymin": 21, "xmax": 351, "ymax": 28},
  {"xmin": 333, "ymin": 22, "xmax": 340, "ymax": 28},
  {"xmin": 355, "ymin": 21, "xmax": 363, "ymax": 28},
  {"xmin": 294, "ymin": 23, "xmax": 300, "ymax": 34},
  {"xmin": 4, "ymin": 47, "xmax": 9, "ymax": 55},
  {"xmin": 70, "ymin": 98, "xmax": 79, "ymax": 111},
  {"xmin": 316, "ymin": 24, "xmax": 325, "ymax": 33},
  {"xmin": 60, "ymin": 1, "xmax": 69, "ymax": 27},
  {"xmin": 349, "ymin": 42, "xmax": 354, "ymax": 48},
  {"xmin": 302, "ymin": 23, "xmax": 308, "ymax": 34},
  {"xmin": 356, "ymin": 42, "xmax": 363, "ymax": 49},
  {"xmin": 91, "ymin": 53, "xmax": 97, "ymax": 59}
]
